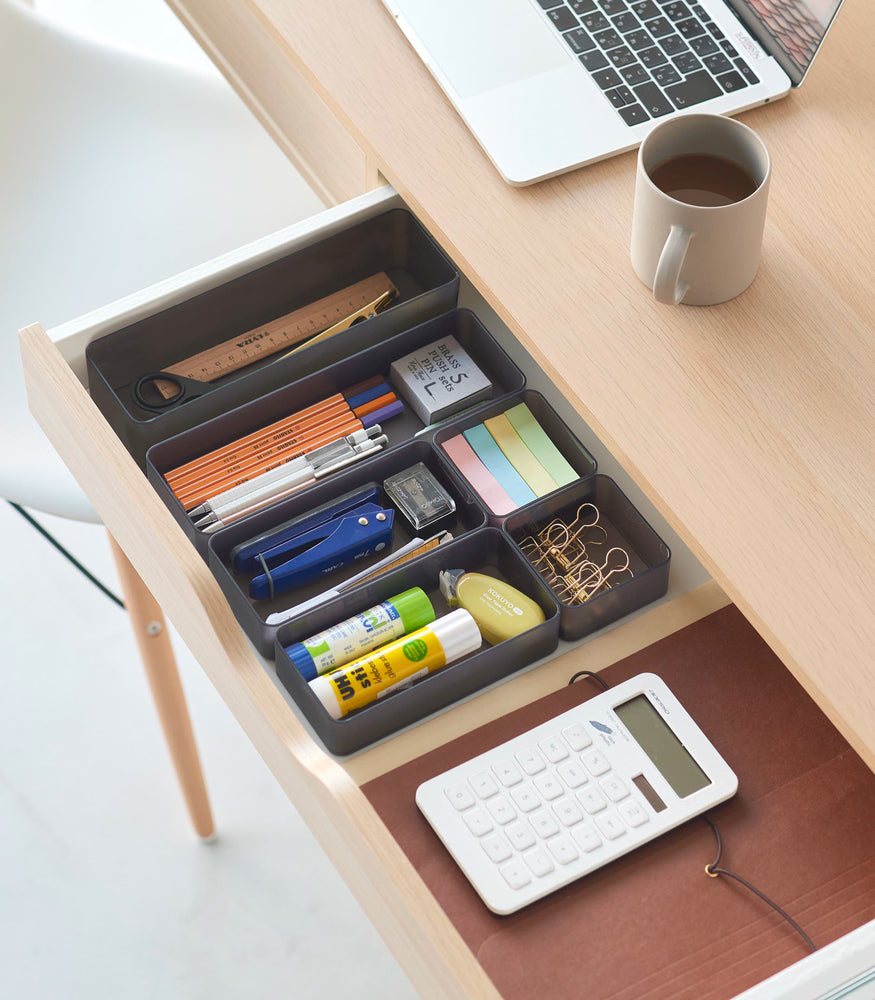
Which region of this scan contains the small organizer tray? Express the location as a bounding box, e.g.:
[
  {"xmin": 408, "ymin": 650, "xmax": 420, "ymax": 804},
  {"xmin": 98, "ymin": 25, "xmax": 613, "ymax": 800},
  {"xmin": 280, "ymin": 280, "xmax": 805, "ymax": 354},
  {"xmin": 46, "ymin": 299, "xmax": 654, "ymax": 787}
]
[
  {"xmin": 146, "ymin": 308, "xmax": 525, "ymax": 556},
  {"xmin": 274, "ymin": 528, "xmax": 561, "ymax": 755},
  {"xmin": 433, "ymin": 390, "xmax": 597, "ymax": 523},
  {"xmin": 208, "ymin": 440, "xmax": 486, "ymax": 657},
  {"xmin": 505, "ymin": 476, "xmax": 671, "ymax": 641},
  {"xmin": 86, "ymin": 209, "xmax": 459, "ymax": 465}
]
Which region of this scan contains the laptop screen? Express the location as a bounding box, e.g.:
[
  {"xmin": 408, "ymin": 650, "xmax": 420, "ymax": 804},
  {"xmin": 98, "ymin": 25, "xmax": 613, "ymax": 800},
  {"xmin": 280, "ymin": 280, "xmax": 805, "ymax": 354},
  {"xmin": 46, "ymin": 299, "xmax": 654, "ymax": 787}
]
[{"xmin": 734, "ymin": 0, "xmax": 843, "ymax": 83}]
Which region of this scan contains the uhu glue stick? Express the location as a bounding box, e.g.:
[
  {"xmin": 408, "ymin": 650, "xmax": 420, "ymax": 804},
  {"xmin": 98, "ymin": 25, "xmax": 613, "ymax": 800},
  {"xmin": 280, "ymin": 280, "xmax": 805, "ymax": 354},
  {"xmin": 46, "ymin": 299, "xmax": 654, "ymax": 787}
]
[{"xmin": 309, "ymin": 609, "xmax": 481, "ymax": 720}]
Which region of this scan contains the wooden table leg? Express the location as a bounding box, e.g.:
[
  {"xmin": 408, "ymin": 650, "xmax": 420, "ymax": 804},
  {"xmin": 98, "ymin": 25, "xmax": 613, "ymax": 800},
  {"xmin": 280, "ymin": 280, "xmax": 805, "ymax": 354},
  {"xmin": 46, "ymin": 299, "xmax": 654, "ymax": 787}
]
[{"xmin": 108, "ymin": 532, "xmax": 215, "ymax": 839}]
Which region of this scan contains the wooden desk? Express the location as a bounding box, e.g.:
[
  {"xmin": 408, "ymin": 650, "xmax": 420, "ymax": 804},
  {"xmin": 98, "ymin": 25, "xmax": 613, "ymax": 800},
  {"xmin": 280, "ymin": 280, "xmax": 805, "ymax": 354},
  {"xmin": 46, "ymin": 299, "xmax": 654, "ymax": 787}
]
[
  {"xmin": 19, "ymin": 0, "xmax": 875, "ymax": 995},
  {"xmin": 167, "ymin": 0, "xmax": 875, "ymax": 771}
]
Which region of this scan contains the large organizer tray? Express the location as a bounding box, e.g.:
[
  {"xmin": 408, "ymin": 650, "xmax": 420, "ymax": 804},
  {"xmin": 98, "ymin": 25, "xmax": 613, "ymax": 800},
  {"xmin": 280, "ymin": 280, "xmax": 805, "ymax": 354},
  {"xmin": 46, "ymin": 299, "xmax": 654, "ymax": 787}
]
[
  {"xmin": 86, "ymin": 208, "xmax": 459, "ymax": 464},
  {"xmin": 85, "ymin": 202, "xmax": 670, "ymax": 754}
]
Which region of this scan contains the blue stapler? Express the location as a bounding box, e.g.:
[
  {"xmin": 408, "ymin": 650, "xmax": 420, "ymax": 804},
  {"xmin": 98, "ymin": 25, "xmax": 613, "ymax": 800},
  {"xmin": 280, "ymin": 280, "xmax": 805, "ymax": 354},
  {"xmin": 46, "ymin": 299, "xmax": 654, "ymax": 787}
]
[
  {"xmin": 232, "ymin": 485, "xmax": 381, "ymax": 573},
  {"xmin": 248, "ymin": 500, "xmax": 395, "ymax": 601}
]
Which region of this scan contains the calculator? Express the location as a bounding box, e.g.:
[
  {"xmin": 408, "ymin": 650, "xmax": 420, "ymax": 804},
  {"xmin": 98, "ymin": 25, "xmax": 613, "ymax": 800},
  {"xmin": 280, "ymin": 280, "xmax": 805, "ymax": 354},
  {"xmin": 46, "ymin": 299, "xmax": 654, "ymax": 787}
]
[{"xmin": 415, "ymin": 673, "xmax": 737, "ymax": 915}]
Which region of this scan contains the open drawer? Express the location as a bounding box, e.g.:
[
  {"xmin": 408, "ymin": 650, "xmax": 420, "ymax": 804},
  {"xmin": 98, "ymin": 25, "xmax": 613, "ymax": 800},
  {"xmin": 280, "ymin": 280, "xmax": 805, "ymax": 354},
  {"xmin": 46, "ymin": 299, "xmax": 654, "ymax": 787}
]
[{"xmin": 20, "ymin": 186, "xmax": 875, "ymax": 999}]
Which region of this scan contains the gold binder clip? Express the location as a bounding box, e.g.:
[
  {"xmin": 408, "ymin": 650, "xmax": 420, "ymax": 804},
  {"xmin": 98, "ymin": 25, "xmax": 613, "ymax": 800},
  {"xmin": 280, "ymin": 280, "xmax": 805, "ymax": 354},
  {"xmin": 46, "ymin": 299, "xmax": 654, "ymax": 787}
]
[{"xmin": 519, "ymin": 504, "xmax": 632, "ymax": 606}]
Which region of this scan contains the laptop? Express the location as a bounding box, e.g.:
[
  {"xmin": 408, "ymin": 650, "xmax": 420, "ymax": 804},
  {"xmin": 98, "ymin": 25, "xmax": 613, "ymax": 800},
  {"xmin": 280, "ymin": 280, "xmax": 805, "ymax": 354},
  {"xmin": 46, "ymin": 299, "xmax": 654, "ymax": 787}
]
[{"xmin": 380, "ymin": 0, "xmax": 845, "ymax": 185}]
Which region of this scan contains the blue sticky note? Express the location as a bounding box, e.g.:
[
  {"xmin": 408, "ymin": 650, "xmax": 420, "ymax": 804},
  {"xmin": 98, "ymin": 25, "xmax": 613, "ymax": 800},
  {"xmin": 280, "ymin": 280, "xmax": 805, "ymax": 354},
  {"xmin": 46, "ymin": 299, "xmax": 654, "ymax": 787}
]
[{"xmin": 463, "ymin": 424, "xmax": 536, "ymax": 508}]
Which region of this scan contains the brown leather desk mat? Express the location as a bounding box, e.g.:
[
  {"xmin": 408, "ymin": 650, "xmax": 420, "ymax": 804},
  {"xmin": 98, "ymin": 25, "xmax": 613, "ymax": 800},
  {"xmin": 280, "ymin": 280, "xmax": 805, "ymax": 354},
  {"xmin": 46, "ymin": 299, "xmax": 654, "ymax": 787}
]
[{"xmin": 362, "ymin": 606, "xmax": 875, "ymax": 1000}]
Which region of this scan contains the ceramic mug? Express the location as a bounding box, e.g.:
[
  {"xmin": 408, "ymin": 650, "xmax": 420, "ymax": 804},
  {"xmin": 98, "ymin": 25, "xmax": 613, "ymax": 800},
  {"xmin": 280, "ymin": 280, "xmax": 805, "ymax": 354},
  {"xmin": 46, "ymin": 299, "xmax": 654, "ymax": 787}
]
[{"xmin": 631, "ymin": 114, "xmax": 771, "ymax": 306}]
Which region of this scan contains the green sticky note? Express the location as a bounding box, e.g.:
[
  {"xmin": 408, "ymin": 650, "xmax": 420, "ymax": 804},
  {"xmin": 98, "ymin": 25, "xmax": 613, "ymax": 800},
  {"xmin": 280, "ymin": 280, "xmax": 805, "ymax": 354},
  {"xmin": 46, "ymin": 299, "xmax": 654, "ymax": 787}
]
[{"xmin": 504, "ymin": 403, "xmax": 578, "ymax": 487}]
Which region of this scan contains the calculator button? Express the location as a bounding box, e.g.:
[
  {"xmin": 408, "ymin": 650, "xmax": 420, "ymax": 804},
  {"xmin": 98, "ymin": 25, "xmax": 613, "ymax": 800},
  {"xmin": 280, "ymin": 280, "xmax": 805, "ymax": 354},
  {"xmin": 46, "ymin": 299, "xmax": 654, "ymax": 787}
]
[
  {"xmin": 506, "ymin": 822, "xmax": 537, "ymax": 851},
  {"xmin": 493, "ymin": 759, "xmax": 523, "ymax": 787},
  {"xmin": 548, "ymin": 835, "xmax": 580, "ymax": 866},
  {"xmin": 481, "ymin": 832, "xmax": 513, "ymax": 864},
  {"xmin": 445, "ymin": 784, "xmax": 475, "ymax": 811},
  {"xmin": 470, "ymin": 772, "xmax": 499, "ymax": 799},
  {"xmin": 562, "ymin": 724, "xmax": 593, "ymax": 751},
  {"xmin": 486, "ymin": 796, "xmax": 517, "ymax": 825},
  {"xmin": 538, "ymin": 736, "xmax": 570, "ymax": 763},
  {"xmin": 462, "ymin": 809, "xmax": 494, "ymax": 837},
  {"xmin": 510, "ymin": 786, "xmax": 541, "ymax": 813},
  {"xmin": 534, "ymin": 773, "xmax": 564, "ymax": 800},
  {"xmin": 499, "ymin": 860, "xmax": 532, "ymax": 890},
  {"xmin": 523, "ymin": 848, "xmax": 555, "ymax": 878},
  {"xmin": 557, "ymin": 760, "xmax": 589, "ymax": 789},
  {"xmin": 583, "ymin": 750, "xmax": 611, "ymax": 776},
  {"xmin": 552, "ymin": 798, "xmax": 584, "ymax": 827},
  {"xmin": 572, "ymin": 824, "xmax": 603, "ymax": 853},
  {"xmin": 600, "ymin": 775, "xmax": 630, "ymax": 802},
  {"xmin": 596, "ymin": 813, "xmax": 627, "ymax": 840},
  {"xmin": 619, "ymin": 800, "xmax": 649, "ymax": 827},
  {"xmin": 531, "ymin": 810, "xmax": 560, "ymax": 839},
  {"xmin": 516, "ymin": 747, "xmax": 547, "ymax": 775},
  {"xmin": 576, "ymin": 787, "xmax": 608, "ymax": 814}
]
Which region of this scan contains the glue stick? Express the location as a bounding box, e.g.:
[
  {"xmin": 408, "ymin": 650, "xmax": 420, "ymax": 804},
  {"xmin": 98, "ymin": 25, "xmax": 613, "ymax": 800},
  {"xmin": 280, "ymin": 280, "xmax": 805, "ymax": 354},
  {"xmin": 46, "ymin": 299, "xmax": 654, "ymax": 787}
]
[
  {"xmin": 309, "ymin": 609, "xmax": 482, "ymax": 720},
  {"xmin": 283, "ymin": 588, "xmax": 435, "ymax": 681}
]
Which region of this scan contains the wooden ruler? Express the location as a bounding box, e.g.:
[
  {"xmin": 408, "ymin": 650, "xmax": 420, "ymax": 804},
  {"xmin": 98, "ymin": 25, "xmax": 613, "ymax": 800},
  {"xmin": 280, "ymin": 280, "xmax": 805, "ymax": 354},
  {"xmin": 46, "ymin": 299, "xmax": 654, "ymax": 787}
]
[{"xmin": 152, "ymin": 272, "xmax": 397, "ymax": 399}]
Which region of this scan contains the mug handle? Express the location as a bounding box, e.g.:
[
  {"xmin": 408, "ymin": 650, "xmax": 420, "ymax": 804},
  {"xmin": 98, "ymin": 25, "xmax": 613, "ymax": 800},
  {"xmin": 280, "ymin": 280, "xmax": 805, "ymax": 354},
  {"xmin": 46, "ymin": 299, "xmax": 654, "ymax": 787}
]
[{"xmin": 653, "ymin": 225, "xmax": 693, "ymax": 305}]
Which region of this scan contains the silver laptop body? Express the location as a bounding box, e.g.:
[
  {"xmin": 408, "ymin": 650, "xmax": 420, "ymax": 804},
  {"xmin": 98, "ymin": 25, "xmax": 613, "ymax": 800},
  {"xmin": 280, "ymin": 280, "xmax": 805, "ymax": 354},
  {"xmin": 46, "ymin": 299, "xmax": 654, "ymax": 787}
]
[{"xmin": 381, "ymin": 0, "xmax": 844, "ymax": 184}]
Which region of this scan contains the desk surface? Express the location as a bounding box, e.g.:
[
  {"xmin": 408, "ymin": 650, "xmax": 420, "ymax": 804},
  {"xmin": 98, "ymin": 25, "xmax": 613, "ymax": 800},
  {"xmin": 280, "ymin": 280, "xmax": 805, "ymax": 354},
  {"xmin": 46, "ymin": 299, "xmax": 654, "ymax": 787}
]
[{"xmin": 174, "ymin": 0, "xmax": 875, "ymax": 766}]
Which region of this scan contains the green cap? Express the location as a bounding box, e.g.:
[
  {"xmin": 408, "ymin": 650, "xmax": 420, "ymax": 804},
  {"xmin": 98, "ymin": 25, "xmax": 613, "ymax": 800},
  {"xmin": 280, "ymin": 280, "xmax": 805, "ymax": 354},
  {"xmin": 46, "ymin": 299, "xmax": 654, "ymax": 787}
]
[{"xmin": 389, "ymin": 587, "xmax": 436, "ymax": 634}]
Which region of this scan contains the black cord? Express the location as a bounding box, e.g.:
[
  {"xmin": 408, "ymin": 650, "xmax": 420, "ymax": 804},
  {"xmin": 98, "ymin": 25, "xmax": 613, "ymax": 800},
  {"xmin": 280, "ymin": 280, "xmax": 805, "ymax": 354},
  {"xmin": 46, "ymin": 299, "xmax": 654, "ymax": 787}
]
[
  {"xmin": 563, "ymin": 668, "xmax": 815, "ymax": 953},
  {"xmin": 703, "ymin": 815, "xmax": 816, "ymax": 953},
  {"xmin": 567, "ymin": 669, "xmax": 610, "ymax": 691},
  {"xmin": 8, "ymin": 501, "xmax": 125, "ymax": 610}
]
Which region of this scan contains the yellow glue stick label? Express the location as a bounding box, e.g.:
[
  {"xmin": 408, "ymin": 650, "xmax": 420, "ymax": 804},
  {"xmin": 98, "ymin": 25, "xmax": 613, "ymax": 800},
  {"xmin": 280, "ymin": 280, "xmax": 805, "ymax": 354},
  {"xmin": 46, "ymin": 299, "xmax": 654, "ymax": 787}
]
[{"xmin": 322, "ymin": 629, "xmax": 448, "ymax": 718}]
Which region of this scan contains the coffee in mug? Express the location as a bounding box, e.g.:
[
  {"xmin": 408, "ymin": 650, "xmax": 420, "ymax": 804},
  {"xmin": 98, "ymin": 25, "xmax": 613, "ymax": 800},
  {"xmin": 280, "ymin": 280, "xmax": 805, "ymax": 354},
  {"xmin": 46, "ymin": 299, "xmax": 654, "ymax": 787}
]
[
  {"xmin": 631, "ymin": 115, "xmax": 771, "ymax": 306},
  {"xmin": 648, "ymin": 154, "xmax": 759, "ymax": 208}
]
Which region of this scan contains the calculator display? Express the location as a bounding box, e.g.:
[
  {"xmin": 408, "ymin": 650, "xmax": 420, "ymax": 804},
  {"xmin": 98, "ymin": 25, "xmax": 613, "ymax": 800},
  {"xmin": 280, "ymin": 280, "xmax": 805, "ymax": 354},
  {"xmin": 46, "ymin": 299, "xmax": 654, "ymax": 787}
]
[{"xmin": 615, "ymin": 695, "xmax": 711, "ymax": 798}]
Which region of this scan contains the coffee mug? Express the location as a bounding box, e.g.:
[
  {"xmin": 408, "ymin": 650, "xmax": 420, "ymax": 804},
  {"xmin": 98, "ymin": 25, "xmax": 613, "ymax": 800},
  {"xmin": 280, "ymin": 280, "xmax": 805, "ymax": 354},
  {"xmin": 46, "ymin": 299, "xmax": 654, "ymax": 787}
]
[{"xmin": 631, "ymin": 114, "xmax": 771, "ymax": 306}]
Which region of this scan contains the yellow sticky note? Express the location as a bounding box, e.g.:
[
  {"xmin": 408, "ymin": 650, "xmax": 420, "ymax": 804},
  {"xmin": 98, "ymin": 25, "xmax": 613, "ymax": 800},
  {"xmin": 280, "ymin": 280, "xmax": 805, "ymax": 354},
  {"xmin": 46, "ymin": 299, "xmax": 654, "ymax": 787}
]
[{"xmin": 484, "ymin": 413, "xmax": 558, "ymax": 497}]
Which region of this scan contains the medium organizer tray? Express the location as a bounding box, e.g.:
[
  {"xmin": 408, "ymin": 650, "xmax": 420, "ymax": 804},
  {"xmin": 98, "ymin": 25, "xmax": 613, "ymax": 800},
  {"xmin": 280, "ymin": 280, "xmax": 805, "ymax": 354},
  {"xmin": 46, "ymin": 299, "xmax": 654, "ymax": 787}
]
[
  {"xmin": 87, "ymin": 208, "xmax": 459, "ymax": 465},
  {"xmin": 147, "ymin": 308, "xmax": 525, "ymax": 556},
  {"xmin": 504, "ymin": 475, "xmax": 671, "ymax": 640},
  {"xmin": 434, "ymin": 390, "xmax": 598, "ymax": 522},
  {"xmin": 208, "ymin": 440, "xmax": 486, "ymax": 658},
  {"xmin": 274, "ymin": 528, "xmax": 560, "ymax": 755}
]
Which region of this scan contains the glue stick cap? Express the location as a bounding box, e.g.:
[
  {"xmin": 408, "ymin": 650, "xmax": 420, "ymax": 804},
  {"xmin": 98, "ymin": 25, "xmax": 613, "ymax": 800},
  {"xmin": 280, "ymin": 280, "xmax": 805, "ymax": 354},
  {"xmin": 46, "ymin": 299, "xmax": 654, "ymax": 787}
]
[
  {"xmin": 392, "ymin": 587, "xmax": 436, "ymax": 634},
  {"xmin": 287, "ymin": 643, "xmax": 317, "ymax": 682},
  {"xmin": 431, "ymin": 609, "xmax": 482, "ymax": 664}
]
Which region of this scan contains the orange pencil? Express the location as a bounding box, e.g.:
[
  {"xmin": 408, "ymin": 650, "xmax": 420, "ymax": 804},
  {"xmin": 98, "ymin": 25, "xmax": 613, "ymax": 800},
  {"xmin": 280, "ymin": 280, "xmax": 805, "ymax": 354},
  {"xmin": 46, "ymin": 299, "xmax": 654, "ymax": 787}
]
[
  {"xmin": 166, "ymin": 374, "xmax": 387, "ymax": 482},
  {"xmin": 168, "ymin": 406, "xmax": 354, "ymax": 495},
  {"xmin": 174, "ymin": 418, "xmax": 360, "ymax": 506},
  {"xmin": 353, "ymin": 391, "xmax": 396, "ymax": 419},
  {"xmin": 165, "ymin": 393, "xmax": 347, "ymax": 483},
  {"xmin": 177, "ymin": 420, "xmax": 362, "ymax": 509}
]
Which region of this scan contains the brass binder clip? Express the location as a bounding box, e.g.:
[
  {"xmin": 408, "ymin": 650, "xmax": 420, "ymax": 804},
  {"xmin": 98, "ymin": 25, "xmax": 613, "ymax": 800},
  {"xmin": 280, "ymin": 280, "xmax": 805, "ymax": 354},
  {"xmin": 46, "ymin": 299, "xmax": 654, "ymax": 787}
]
[
  {"xmin": 519, "ymin": 503, "xmax": 632, "ymax": 606},
  {"xmin": 278, "ymin": 288, "xmax": 398, "ymax": 360}
]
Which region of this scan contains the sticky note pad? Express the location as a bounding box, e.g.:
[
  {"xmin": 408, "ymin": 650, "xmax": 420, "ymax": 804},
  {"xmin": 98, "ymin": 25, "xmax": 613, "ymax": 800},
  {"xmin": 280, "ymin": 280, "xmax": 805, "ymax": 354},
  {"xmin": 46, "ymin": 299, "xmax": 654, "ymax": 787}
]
[
  {"xmin": 441, "ymin": 435, "xmax": 516, "ymax": 515},
  {"xmin": 462, "ymin": 424, "xmax": 536, "ymax": 509},
  {"xmin": 504, "ymin": 403, "xmax": 579, "ymax": 487},
  {"xmin": 484, "ymin": 413, "xmax": 558, "ymax": 497}
]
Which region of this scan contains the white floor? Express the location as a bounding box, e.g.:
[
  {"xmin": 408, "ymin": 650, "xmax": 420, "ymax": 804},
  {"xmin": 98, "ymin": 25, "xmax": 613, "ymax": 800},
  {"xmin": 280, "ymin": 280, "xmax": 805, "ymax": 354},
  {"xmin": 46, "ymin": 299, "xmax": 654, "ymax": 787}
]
[{"xmin": 0, "ymin": 505, "xmax": 417, "ymax": 999}]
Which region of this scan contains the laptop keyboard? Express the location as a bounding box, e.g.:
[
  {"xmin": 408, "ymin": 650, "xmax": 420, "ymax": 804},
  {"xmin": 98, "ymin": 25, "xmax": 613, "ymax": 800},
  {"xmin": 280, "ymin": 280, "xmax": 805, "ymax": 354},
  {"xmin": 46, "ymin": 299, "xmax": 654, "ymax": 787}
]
[{"xmin": 536, "ymin": 0, "xmax": 759, "ymax": 126}]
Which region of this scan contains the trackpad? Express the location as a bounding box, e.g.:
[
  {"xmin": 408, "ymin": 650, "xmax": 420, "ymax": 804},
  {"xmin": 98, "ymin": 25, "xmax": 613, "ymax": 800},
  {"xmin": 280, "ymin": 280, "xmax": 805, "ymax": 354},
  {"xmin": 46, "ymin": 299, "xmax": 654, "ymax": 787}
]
[{"xmin": 393, "ymin": 0, "xmax": 568, "ymax": 98}]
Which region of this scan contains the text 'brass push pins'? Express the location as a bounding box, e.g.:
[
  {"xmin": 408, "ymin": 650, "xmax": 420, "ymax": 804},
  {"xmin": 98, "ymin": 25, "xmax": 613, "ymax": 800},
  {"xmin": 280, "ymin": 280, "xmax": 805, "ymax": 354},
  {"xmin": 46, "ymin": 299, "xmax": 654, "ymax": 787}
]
[{"xmin": 519, "ymin": 502, "xmax": 633, "ymax": 605}]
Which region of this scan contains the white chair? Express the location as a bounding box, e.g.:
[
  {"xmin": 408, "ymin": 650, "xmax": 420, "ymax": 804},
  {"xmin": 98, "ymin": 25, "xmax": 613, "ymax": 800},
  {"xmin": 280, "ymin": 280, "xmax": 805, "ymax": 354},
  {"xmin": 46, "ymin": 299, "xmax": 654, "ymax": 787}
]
[{"xmin": 1, "ymin": 0, "xmax": 325, "ymax": 836}]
